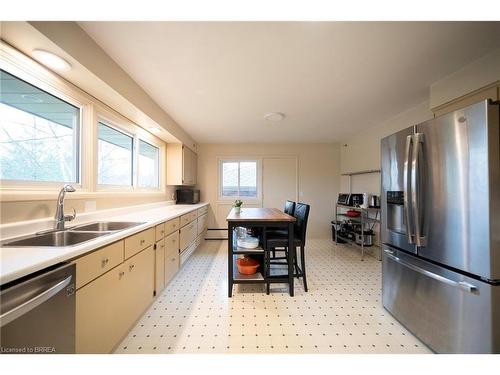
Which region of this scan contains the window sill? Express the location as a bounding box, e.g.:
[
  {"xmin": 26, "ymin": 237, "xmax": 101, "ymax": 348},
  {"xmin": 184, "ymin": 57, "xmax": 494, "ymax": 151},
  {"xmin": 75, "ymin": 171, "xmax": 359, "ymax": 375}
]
[{"xmin": 0, "ymin": 189, "xmax": 167, "ymax": 202}]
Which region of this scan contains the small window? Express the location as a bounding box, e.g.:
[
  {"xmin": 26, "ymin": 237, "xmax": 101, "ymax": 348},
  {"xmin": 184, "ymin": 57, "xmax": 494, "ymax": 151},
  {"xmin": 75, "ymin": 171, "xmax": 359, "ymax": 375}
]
[
  {"xmin": 97, "ymin": 122, "xmax": 133, "ymax": 186},
  {"xmin": 0, "ymin": 69, "xmax": 80, "ymax": 183},
  {"xmin": 220, "ymin": 160, "xmax": 258, "ymax": 198},
  {"xmin": 138, "ymin": 139, "xmax": 159, "ymax": 188}
]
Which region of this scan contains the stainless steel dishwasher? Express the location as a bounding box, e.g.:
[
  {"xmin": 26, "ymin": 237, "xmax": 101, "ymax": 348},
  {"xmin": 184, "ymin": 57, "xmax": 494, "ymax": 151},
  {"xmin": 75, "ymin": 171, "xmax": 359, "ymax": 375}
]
[{"xmin": 0, "ymin": 263, "xmax": 76, "ymax": 354}]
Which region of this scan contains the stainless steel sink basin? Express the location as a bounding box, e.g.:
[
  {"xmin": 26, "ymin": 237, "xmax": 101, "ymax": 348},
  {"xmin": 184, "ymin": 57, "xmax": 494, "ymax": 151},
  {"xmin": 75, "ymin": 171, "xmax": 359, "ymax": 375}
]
[
  {"xmin": 1, "ymin": 231, "xmax": 110, "ymax": 247},
  {"xmin": 70, "ymin": 221, "xmax": 144, "ymax": 232}
]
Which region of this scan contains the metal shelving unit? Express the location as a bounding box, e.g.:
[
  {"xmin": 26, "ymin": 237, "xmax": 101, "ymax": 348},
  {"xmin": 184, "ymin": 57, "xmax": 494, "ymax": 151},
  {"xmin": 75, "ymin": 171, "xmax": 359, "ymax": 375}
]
[{"xmin": 333, "ymin": 204, "xmax": 380, "ymax": 260}]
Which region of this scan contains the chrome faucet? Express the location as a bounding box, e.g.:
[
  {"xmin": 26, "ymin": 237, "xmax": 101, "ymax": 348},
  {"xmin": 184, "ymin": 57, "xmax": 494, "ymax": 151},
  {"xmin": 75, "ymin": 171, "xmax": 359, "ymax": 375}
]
[{"xmin": 55, "ymin": 185, "xmax": 76, "ymax": 230}]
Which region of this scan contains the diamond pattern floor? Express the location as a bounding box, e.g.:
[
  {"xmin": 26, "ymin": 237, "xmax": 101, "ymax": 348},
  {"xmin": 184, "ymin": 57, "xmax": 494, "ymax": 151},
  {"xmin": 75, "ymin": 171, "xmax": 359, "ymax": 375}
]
[{"xmin": 114, "ymin": 239, "xmax": 431, "ymax": 354}]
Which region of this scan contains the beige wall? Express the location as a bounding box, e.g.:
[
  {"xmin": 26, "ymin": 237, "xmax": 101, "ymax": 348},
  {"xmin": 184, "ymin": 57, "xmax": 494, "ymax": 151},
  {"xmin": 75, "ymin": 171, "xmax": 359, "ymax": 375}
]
[
  {"xmin": 430, "ymin": 47, "xmax": 500, "ymax": 109},
  {"xmin": 197, "ymin": 143, "xmax": 340, "ymax": 239},
  {"xmin": 340, "ymin": 100, "xmax": 433, "ymax": 194},
  {"xmin": 0, "ymin": 189, "xmax": 174, "ymax": 224}
]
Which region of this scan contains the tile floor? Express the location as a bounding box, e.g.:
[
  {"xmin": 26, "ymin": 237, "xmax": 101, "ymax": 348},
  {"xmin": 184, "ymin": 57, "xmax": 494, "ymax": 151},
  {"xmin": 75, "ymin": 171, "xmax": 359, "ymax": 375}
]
[{"xmin": 115, "ymin": 239, "xmax": 431, "ymax": 354}]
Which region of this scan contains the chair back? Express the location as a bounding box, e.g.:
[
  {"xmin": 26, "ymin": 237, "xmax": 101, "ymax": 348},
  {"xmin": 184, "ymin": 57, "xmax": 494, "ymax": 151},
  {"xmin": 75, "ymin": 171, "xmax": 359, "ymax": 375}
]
[
  {"xmin": 284, "ymin": 200, "xmax": 296, "ymax": 216},
  {"xmin": 293, "ymin": 202, "xmax": 310, "ymax": 243}
]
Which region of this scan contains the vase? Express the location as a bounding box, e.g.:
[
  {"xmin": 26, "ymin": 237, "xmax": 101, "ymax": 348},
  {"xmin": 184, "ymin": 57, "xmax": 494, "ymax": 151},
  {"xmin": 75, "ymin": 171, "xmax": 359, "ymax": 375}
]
[{"xmin": 234, "ymin": 206, "xmax": 241, "ymax": 214}]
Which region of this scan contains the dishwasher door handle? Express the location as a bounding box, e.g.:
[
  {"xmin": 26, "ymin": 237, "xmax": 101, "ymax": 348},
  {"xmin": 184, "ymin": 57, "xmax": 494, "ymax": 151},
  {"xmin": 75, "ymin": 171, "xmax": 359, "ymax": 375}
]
[{"xmin": 0, "ymin": 275, "xmax": 72, "ymax": 327}]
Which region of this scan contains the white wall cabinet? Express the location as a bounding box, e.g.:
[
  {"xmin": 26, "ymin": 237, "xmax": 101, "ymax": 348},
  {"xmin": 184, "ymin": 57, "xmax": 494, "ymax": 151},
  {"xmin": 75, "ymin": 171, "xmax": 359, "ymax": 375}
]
[{"xmin": 166, "ymin": 144, "xmax": 197, "ymax": 186}]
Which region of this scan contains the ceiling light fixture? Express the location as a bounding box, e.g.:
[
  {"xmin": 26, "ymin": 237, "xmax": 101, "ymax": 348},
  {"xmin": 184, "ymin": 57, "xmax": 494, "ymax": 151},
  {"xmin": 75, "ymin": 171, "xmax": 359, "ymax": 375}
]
[
  {"xmin": 264, "ymin": 112, "xmax": 285, "ymax": 122},
  {"xmin": 32, "ymin": 49, "xmax": 71, "ymax": 72}
]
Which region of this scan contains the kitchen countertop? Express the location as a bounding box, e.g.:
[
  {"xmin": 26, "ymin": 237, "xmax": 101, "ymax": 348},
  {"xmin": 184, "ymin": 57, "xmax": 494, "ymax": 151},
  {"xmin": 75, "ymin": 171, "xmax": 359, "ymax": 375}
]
[{"xmin": 0, "ymin": 202, "xmax": 209, "ymax": 286}]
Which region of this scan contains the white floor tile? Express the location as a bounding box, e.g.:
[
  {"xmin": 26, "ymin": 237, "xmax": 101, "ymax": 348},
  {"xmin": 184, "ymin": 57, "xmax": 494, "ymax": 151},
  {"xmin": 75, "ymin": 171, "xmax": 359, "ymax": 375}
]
[{"xmin": 114, "ymin": 239, "xmax": 432, "ymax": 354}]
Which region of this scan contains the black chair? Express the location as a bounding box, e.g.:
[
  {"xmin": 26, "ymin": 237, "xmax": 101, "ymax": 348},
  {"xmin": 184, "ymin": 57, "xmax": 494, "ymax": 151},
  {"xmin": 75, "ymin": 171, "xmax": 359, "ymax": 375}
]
[
  {"xmin": 284, "ymin": 200, "xmax": 295, "ymax": 216},
  {"xmin": 268, "ymin": 200, "xmax": 296, "ymax": 257},
  {"xmin": 265, "ymin": 202, "xmax": 310, "ymax": 293}
]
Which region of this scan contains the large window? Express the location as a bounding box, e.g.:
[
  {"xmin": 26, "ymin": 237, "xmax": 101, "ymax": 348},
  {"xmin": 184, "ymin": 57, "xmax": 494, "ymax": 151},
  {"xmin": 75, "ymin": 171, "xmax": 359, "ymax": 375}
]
[
  {"xmin": 97, "ymin": 122, "xmax": 133, "ymax": 186},
  {"xmin": 138, "ymin": 140, "xmax": 159, "ymax": 188},
  {"xmin": 0, "ymin": 69, "xmax": 80, "ymax": 183},
  {"xmin": 220, "ymin": 160, "xmax": 258, "ymax": 198}
]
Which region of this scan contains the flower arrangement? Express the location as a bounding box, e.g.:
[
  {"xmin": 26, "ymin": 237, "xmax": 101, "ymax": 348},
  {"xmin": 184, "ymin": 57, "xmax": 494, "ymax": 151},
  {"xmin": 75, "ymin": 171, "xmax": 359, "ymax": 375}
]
[{"xmin": 233, "ymin": 199, "xmax": 243, "ymax": 213}]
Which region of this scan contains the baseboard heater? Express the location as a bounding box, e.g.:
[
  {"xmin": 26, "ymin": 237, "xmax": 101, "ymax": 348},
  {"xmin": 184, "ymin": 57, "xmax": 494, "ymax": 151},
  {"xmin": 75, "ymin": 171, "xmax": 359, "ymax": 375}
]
[{"xmin": 205, "ymin": 228, "xmax": 228, "ymax": 240}]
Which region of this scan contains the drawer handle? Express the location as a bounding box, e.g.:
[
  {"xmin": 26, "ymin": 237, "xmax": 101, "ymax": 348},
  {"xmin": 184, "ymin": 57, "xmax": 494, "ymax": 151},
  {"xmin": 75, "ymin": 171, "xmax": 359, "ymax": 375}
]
[
  {"xmin": 172, "ymin": 238, "xmax": 176, "ymax": 243},
  {"xmin": 129, "ymin": 264, "xmax": 135, "ymax": 271},
  {"xmin": 119, "ymin": 271, "xmax": 125, "ymax": 278},
  {"xmin": 140, "ymin": 239, "xmax": 146, "ymax": 245},
  {"xmin": 101, "ymin": 258, "xmax": 109, "ymax": 267},
  {"xmin": 161, "ymin": 230, "xmax": 164, "ymax": 235},
  {"xmin": 172, "ymin": 258, "xmax": 176, "ymax": 262}
]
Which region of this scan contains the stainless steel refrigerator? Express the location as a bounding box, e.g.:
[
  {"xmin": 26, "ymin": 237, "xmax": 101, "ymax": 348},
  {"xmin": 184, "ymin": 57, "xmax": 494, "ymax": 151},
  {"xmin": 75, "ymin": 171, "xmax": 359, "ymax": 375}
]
[{"xmin": 381, "ymin": 99, "xmax": 500, "ymax": 353}]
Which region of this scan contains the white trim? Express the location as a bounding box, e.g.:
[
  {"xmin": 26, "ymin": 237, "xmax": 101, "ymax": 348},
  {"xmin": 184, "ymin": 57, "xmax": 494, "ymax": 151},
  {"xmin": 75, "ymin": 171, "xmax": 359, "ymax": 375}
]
[
  {"xmin": 217, "ymin": 158, "xmax": 262, "ymax": 201},
  {"xmin": 0, "ymin": 41, "xmax": 167, "ymax": 200}
]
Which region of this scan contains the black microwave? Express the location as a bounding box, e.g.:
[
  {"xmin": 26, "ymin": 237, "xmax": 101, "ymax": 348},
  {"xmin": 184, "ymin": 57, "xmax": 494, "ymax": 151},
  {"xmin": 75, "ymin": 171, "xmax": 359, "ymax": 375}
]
[{"xmin": 176, "ymin": 189, "xmax": 200, "ymax": 204}]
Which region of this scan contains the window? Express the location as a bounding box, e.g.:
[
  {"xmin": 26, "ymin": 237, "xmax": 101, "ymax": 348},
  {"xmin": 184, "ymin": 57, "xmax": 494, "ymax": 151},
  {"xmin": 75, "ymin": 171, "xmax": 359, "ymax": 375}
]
[
  {"xmin": 97, "ymin": 122, "xmax": 133, "ymax": 186},
  {"xmin": 0, "ymin": 69, "xmax": 80, "ymax": 183},
  {"xmin": 138, "ymin": 140, "xmax": 159, "ymax": 188},
  {"xmin": 220, "ymin": 160, "xmax": 258, "ymax": 198}
]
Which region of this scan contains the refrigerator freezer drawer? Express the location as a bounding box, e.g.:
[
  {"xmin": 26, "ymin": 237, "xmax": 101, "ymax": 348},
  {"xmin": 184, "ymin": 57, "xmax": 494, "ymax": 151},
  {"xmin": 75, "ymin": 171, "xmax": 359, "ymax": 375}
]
[{"xmin": 382, "ymin": 245, "xmax": 500, "ymax": 353}]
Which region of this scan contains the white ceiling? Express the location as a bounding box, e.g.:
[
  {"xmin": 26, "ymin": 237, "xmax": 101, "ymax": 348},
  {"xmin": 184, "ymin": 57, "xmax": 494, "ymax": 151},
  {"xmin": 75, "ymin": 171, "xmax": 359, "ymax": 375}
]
[{"xmin": 79, "ymin": 22, "xmax": 500, "ymax": 143}]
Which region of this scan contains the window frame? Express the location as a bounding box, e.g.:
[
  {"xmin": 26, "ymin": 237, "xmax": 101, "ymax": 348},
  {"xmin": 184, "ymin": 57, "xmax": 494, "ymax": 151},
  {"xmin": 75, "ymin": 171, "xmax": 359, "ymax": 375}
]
[
  {"xmin": 0, "ymin": 41, "xmax": 166, "ymax": 201},
  {"xmin": 218, "ymin": 158, "xmax": 261, "ymax": 201},
  {"xmin": 95, "ymin": 105, "xmax": 164, "ymax": 193},
  {"xmin": 0, "ymin": 63, "xmax": 85, "ymax": 190},
  {"xmin": 137, "ymin": 138, "xmax": 160, "ymax": 189},
  {"xmin": 96, "ymin": 119, "xmax": 135, "ymax": 190}
]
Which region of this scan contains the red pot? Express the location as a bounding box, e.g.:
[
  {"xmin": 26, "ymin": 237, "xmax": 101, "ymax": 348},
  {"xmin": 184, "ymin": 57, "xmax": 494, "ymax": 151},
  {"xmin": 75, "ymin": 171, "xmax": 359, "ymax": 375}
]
[{"xmin": 236, "ymin": 257, "xmax": 260, "ymax": 275}]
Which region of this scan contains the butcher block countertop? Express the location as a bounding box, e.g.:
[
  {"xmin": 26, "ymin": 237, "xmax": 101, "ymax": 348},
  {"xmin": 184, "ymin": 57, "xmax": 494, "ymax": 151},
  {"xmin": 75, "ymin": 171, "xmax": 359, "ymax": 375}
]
[{"xmin": 226, "ymin": 207, "xmax": 295, "ymax": 222}]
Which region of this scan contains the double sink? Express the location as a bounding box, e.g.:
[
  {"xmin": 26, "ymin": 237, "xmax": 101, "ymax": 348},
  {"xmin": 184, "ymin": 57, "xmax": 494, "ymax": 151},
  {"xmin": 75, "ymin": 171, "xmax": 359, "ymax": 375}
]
[{"xmin": 1, "ymin": 222, "xmax": 144, "ymax": 247}]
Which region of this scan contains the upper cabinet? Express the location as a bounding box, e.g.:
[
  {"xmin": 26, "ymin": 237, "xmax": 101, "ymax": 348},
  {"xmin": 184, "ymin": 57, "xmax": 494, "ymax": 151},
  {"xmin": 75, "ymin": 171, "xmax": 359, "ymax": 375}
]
[
  {"xmin": 432, "ymin": 82, "xmax": 499, "ymax": 117},
  {"xmin": 166, "ymin": 144, "xmax": 197, "ymax": 186}
]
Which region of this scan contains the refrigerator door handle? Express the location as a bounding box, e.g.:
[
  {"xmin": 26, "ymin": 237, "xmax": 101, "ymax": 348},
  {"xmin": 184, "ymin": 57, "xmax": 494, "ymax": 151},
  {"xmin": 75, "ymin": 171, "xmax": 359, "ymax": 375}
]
[
  {"xmin": 383, "ymin": 249, "xmax": 478, "ymax": 293},
  {"xmin": 404, "ymin": 134, "xmax": 414, "ymax": 244},
  {"xmin": 411, "ymin": 133, "xmax": 426, "ymax": 247}
]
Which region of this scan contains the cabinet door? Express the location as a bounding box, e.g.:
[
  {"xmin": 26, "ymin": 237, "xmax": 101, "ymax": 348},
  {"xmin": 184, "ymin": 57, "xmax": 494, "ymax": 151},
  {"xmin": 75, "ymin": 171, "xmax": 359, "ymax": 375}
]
[
  {"xmin": 197, "ymin": 213, "xmax": 207, "ymax": 235},
  {"xmin": 191, "ymin": 150, "xmax": 197, "ymax": 185},
  {"xmin": 155, "ymin": 239, "xmax": 165, "ymax": 294},
  {"xmin": 164, "ymin": 231, "xmax": 179, "ymax": 285},
  {"xmin": 182, "ymin": 146, "xmax": 192, "ymax": 185},
  {"xmin": 179, "ymin": 221, "xmax": 196, "ymax": 251},
  {"xmin": 76, "ymin": 264, "xmax": 128, "ymax": 353},
  {"xmin": 123, "ymin": 246, "xmax": 155, "ymax": 326}
]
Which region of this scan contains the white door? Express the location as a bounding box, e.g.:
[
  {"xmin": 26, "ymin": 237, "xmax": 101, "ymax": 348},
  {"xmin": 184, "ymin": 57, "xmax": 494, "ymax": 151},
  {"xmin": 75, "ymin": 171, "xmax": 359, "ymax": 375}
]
[{"xmin": 262, "ymin": 158, "xmax": 297, "ymax": 210}]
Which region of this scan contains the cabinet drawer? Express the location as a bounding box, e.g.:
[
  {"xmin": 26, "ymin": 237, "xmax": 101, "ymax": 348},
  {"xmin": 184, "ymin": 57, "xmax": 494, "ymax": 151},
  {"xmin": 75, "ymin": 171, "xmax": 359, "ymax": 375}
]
[
  {"xmin": 197, "ymin": 206, "xmax": 208, "ymax": 216},
  {"xmin": 74, "ymin": 241, "xmax": 124, "ymax": 290},
  {"xmin": 165, "ymin": 217, "xmax": 179, "ymax": 235},
  {"xmin": 197, "ymin": 213, "xmax": 207, "ymax": 235},
  {"xmin": 155, "ymin": 223, "xmax": 165, "ymax": 241},
  {"xmin": 124, "ymin": 228, "xmax": 155, "ymax": 259},
  {"xmin": 179, "ymin": 221, "xmax": 196, "ymax": 251},
  {"xmin": 189, "ymin": 211, "xmax": 197, "ymax": 222},
  {"xmin": 180, "ymin": 213, "xmax": 191, "ymax": 227}
]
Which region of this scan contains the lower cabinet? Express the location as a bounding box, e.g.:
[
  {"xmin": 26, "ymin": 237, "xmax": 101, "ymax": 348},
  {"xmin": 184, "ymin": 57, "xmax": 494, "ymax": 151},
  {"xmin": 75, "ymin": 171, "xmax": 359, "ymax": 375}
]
[
  {"xmin": 76, "ymin": 246, "xmax": 154, "ymax": 353},
  {"xmin": 164, "ymin": 231, "xmax": 179, "ymax": 285},
  {"xmin": 179, "ymin": 220, "xmax": 197, "ymax": 251},
  {"xmin": 155, "ymin": 239, "xmax": 165, "ymax": 293}
]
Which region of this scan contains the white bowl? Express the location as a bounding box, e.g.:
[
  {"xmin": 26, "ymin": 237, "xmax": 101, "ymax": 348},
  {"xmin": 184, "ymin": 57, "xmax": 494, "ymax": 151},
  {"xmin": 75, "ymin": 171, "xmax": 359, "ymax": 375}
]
[{"xmin": 237, "ymin": 236, "xmax": 259, "ymax": 249}]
